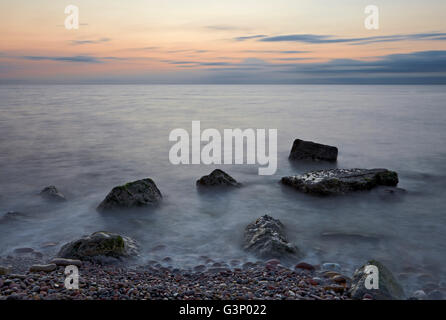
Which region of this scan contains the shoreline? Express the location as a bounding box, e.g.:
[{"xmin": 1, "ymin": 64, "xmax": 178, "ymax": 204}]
[{"xmin": 0, "ymin": 257, "xmax": 351, "ymax": 300}]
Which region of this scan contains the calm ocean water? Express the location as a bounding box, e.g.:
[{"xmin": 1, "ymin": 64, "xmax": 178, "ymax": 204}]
[{"xmin": 1, "ymin": 85, "xmax": 445, "ymax": 292}]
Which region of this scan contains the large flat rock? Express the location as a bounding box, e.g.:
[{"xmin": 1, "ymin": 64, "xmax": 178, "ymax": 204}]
[{"xmin": 281, "ymin": 168, "xmax": 399, "ymax": 195}]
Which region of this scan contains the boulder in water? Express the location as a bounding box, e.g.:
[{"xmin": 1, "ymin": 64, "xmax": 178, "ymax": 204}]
[
  {"xmin": 196, "ymin": 169, "xmax": 240, "ymax": 188},
  {"xmin": 40, "ymin": 186, "xmax": 66, "ymax": 202},
  {"xmin": 281, "ymin": 168, "xmax": 399, "ymax": 195},
  {"xmin": 244, "ymin": 215, "xmax": 301, "ymax": 260},
  {"xmin": 97, "ymin": 178, "xmax": 162, "ymax": 212},
  {"xmin": 289, "ymin": 139, "xmax": 338, "ymax": 161},
  {"xmin": 349, "ymin": 260, "xmax": 405, "ymax": 300},
  {"xmin": 57, "ymin": 231, "xmax": 138, "ymax": 262}
]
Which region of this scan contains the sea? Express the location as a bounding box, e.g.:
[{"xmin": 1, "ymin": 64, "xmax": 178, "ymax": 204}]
[{"xmin": 1, "ymin": 84, "xmax": 445, "ymax": 294}]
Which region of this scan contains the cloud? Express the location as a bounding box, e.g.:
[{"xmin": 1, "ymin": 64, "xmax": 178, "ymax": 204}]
[
  {"xmin": 132, "ymin": 46, "xmax": 159, "ymax": 51},
  {"xmin": 22, "ymin": 55, "xmax": 102, "ymax": 63},
  {"xmin": 289, "ymin": 50, "xmax": 446, "ymax": 74},
  {"xmin": 71, "ymin": 38, "xmax": 111, "ymax": 45},
  {"xmin": 186, "ymin": 50, "xmax": 446, "ymax": 84},
  {"xmin": 233, "ymin": 32, "xmax": 446, "ymax": 45},
  {"xmin": 204, "ymin": 25, "xmax": 246, "ymax": 31},
  {"xmin": 9, "ymin": 50, "xmax": 446, "ymax": 84},
  {"xmin": 273, "ymin": 57, "xmax": 313, "ymax": 61},
  {"xmin": 234, "ymin": 35, "xmax": 267, "ymax": 41},
  {"xmin": 241, "ymin": 50, "xmax": 311, "ymax": 54},
  {"xmin": 20, "ymin": 55, "xmax": 156, "ymax": 64}
]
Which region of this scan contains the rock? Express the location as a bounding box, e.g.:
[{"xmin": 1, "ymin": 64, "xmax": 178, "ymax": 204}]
[
  {"xmin": 244, "ymin": 215, "xmax": 301, "ymax": 260},
  {"xmin": 320, "ymin": 232, "xmax": 380, "ymax": 243},
  {"xmin": 49, "ymin": 258, "xmax": 82, "ymax": 267},
  {"xmin": 321, "ymin": 263, "xmax": 341, "ymax": 272},
  {"xmin": 29, "ymin": 264, "xmax": 57, "ymax": 273},
  {"xmin": 57, "ymin": 231, "xmax": 138, "ymax": 261},
  {"xmin": 362, "ymin": 293, "xmax": 373, "ymax": 300},
  {"xmin": 265, "ymin": 259, "xmax": 281, "ymax": 268},
  {"xmin": 324, "ymin": 285, "xmax": 345, "ymax": 294},
  {"xmin": 376, "ymin": 187, "xmax": 407, "ymax": 200},
  {"xmin": 295, "ymin": 262, "xmax": 316, "ymax": 271},
  {"xmin": 196, "ymin": 169, "xmax": 240, "ymax": 188},
  {"xmin": 410, "ymin": 290, "xmax": 427, "ymax": 300},
  {"xmin": 289, "ymin": 139, "xmax": 338, "ymax": 161},
  {"xmin": 0, "ymin": 266, "xmax": 11, "ymax": 275},
  {"xmin": 349, "ymin": 260, "xmax": 405, "ymax": 300},
  {"xmin": 39, "ymin": 186, "xmax": 66, "ymax": 201},
  {"xmin": 332, "ymin": 275, "xmax": 350, "ymax": 284},
  {"xmin": 323, "ymin": 271, "xmax": 341, "ymax": 279},
  {"xmin": 8, "ymin": 274, "xmax": 27, "ymax": 280},
  {"xmin": 281, "ymin": 168, "xmax": 399, "ymax": 196},
  {"xmin": 13, "ymin": 247, "xmax": 34, "ymax": 254},
  {"xmin": 0, "ymin": 211, "xmax": 27, "ymax": 224},
  {"xmin": 41, "ymin": 242, "xmax": 58, "ymax": 248},
  {"xmin": 97, "ymin": 178, "xmax": 162, "ymax": 212}
]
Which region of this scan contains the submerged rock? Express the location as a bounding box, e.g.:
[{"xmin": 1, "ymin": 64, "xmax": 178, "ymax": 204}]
[
  {"xmin": 57, "ymin": 231, "xmax": 138, "ymax": 262},
  {"xmin": 349, "ymin": 260, "xmax": 405, "ymax": 300},
  {"xmin": 320, "ymin": 232, "xmax": 380, "ymax": 243},
  {"xmin": 0, "ymin": 211, "xmax": 27, "ymax": 224},
  {"xmin": 13, "ymin": 247, "xmax": 34, "ymax": 254},
  {"xmin": 29, "ymin": 264, "xmax": 57, "ymax": 273},
  {"xmin": 281, "ymin": 168, "xmax": 399, "ymax": 195},
  {"xmin": 97, "ymin": 178, "xmax": 162, "ymax": 212},
  {"xmin": 196, "ymin": 169, "xmax": 240, "ymax": 188},
  {"xmin": 40, "ymin": 186, "xmax": 66, "ymax": 202},
  {"xmin": 376, "ymin": 187, "xmax": 407, "ymax": 200},
  {"xmin": 244, "ymin": 215, "xmax": 301, "ymax": 260},
  {"xmin": 289, "ymin": 139, "xmax": 338, "ymax": 161},
  {"xmin": 321, "ymin": 262, "xmax": 342, "ymax": 272}
]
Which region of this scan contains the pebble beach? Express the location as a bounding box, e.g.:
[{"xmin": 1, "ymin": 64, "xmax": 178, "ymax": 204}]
[{"xmin": 0, "ymin": 257, "xmax": 351, "ymax": 301}]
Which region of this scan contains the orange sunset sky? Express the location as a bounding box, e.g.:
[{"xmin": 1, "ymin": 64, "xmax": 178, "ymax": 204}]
[{"xmin": 1, "ymin": 0, "xmax": 446, "ymax": 83}]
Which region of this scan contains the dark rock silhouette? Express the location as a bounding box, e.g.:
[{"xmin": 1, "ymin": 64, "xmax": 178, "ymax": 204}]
[
  {"xmin": 97, "ymin": 178, "xmax": 162, "ymax": 212},
  {"xmin": 196, "ymin": 169, "xmax": 240, "ymax": 188},
  {"xmin": 289, "ymin": 139, "xmax": 338, "ymax": 161}
]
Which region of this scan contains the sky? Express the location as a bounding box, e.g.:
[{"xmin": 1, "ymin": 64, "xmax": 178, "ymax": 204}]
[{"xmin": 1, "ymin": 0, "xmax": 446, "ymax": 84}]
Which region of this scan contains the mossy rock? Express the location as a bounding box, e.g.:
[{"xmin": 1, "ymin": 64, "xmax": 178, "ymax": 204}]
[
  {"xmin": 57, "ymin": 231, "xmax": 138, "ymax": 262},
  {"xmin": 97, "ymin": 178, "xmax": 162, "ymax": 212},
  {"xmin": 349, "ymin": 260, "xmax": 405, "ymax": 300}
]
